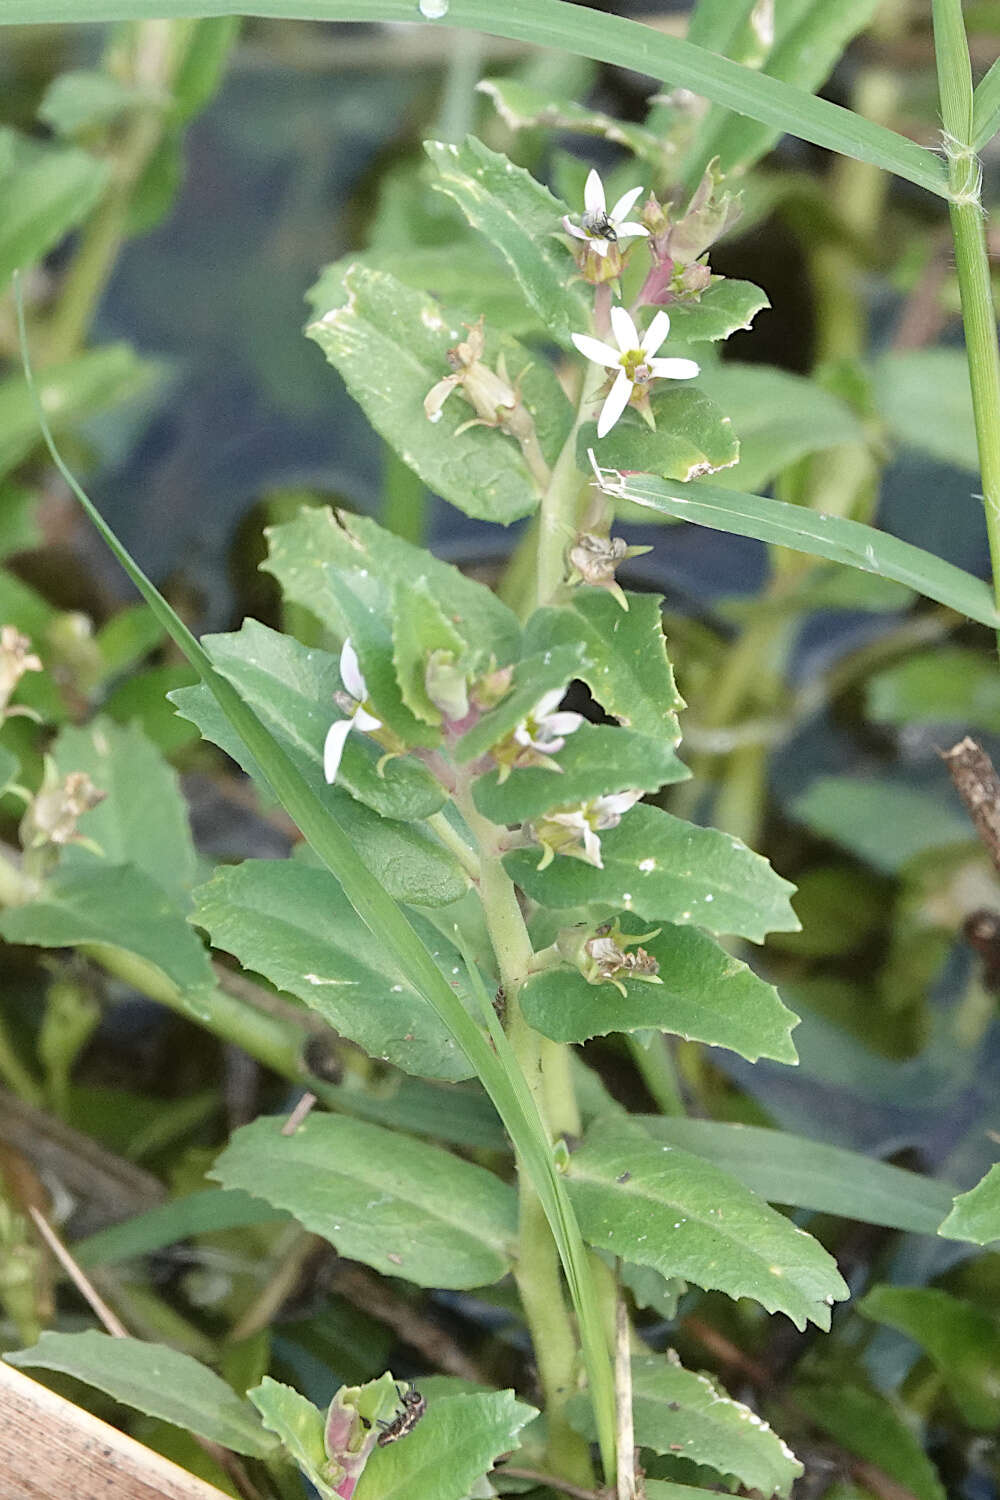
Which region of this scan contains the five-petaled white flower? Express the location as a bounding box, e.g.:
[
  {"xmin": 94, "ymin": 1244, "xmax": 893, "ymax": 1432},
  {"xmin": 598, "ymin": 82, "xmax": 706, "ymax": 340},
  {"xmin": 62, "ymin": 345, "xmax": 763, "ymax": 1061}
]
[
  {"xmin": 323, "ymin": 639, "xmax": 383, "ymax": 785},
  {"xmin": 572, "ymin": 305, "xmax": 700, "ymax": 439},
  {"xmin": 514, "ymin": 688, "xmax": 584, "ymax": 755},
  {"xmin": 563, "ymin": 169, "xmax": 649, "ymax": 257}
]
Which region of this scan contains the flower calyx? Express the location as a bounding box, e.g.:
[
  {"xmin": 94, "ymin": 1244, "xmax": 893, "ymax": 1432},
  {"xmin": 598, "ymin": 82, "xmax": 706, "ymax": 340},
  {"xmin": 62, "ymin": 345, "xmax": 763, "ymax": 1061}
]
[
  {"xmin": 491, "ymin": 688, "xmax": 583, "ymax": 784},
  {"xmin": 638, "ymin": 163, "xmax": 741, "ymax": 307},
  {"xmin": 567, "ymin": 531, "xmax": 651, "ymax": 610},
  {"xmin": 529, "ymin": 787, "xmax": 644, "ymax": 869},
  {"xmin": 558, "ymin": 917, "xmax": 662, "ymax": 997},
  {"xmin": 572, "ymin": 305, "xmax": 699, "ymax": 438},
  {"xmin": 0, "ymin": 626, "xmax": 42, "ymax": 723}
]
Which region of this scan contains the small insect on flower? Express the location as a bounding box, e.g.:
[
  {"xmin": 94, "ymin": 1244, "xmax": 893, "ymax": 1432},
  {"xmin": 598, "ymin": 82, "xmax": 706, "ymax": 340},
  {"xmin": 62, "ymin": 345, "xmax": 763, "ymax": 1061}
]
[
  {"xmin": 376, "ymin": 1382, "xmax": 427, "ymax": 1446},
  {"xmin": 563, "ymin": 169, "xmax": 650, "ymax": 258}
]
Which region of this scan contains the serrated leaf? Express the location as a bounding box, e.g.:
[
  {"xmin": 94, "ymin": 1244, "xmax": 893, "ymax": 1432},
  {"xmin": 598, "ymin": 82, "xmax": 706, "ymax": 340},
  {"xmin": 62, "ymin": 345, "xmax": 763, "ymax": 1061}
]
[
  {"xmin": 506, "ymin": 803, "xmax": 799, "ymax": 943},
  {"xmin": 867, "ymin": 648, "xmax": 1000, "ymax": 735},
  {"xmin": 192, "ymin": 860, "xmax": 477, "ymax": 1081},
  {"xmin": 790, "ymin": 778, "xmax": 972, "ymax": 874},
  {"xmin": 521, "ymin": 920, "xmax": 798, "ymax": 1062},
  {"xmin": 585, "ymin": 387, "xmax": 739, "ymax": 484},
  {"xmin": 663, "ymin": 280, "xmax": 770, "ymax": 344},
  {"xmin": 51, "ymin": 717, "xmax": 197, "ymax": 902},
  {"xmin": 170, "ymin": 683, "xmax": 465, "ymax": 908},
  {"xmin": 0, "ymin": 863, "xmax": 214, "ymax": 1000},
  {"xmin": 568, "ymin": 1354, "xmax": 800, "ymax": 1497},
  {"xmin": 939, "ymin": 1162, "xmax": 1000, "ymax": 1245},
  {"xmin": 5, "ymin": 1331, "xmax": 276, "ymax": 1457},
  {"xmin": 188, "ymin": 620, "xmax": 444, "ymax": 821},
  {"xmin": 0, "ymin": 130, "xmax": 109, "ymax": 285},
  {"xmin": 264, "ymin": 506, "xmax": 521, "ymax": 668},
  {"xmin": 392, "ymin": 578, "xmax": 467, "ymax": 726},
  {"xmin": 694, "ymin": 363, "xmax": 864, "ymax": 492},
  {"xmin": 793, "ymin": 1381, "xmax": 945, "ymax": 1500},
  {"xmin": 566, "ymin": 1118, "xmax": 848, "ymax": 1329},
  {"xmin": 860, "ymin": 1285, "xmax": 1000, "ymax": 1430},
  {"xmin": 874, "ymin": 349, "xmax": 979, "ymax": 472},
  {"xmin": 356, "ymin": 1390, "xmax": 537, "ymax": 1500},
  {"xmin": 525, "ymin": 591, "xmax": 683, "ymax": 745},
  {"xmin": 602, "ymin": 472, "xmax": 1000, "ymax": 628},
  {"xmin": 454, "ymin": 644, "xmax": 588, "ymax": 764},
  {"xmin": 249, "ymin": 1379, "xmax": 337, "ymax": 1499},
  {"xmin": 639, "ymin": 1118, "xmax": 957, "ymax": 1235},
  {"xmin": 211, "ymin": 1114, "xmax": 516, "ymax": 1289},
  {"xmin": 424, "ymin": 136, "xmax": 587, "ymax": 350},
  {"xmin": 472, "ymin": 724, "xmax": 688, "ymax": 826},
  {"xmin": 308, "ymin": 264, "xmax": 569, "ymax": 524}
]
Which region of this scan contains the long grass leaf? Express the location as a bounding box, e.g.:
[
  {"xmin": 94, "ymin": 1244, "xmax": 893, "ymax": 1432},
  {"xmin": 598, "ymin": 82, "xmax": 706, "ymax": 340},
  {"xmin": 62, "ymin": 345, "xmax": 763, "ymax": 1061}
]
[{"xmin": 973, "ymin": 57, "xmax": 1000, "ymax": 150}]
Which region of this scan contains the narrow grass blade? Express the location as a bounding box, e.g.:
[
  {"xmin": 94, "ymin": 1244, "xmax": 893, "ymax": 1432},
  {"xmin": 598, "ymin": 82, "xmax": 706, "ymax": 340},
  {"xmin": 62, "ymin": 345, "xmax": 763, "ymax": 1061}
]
[{"xmin": 972, "ymin": 57, "xmax": 1000, "ymax": 151}]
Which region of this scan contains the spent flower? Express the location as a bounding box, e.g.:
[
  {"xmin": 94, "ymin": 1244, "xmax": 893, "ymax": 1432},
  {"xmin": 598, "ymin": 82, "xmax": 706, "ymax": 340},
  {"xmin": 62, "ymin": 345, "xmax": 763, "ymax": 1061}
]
[
  {"xmin": 558, "ymin": 918, "xmax": 663, "ymax": 997},
  {"xmin": 572, "ymin": 305, "xmax": 699, "ymax": 438},
  {"xmin": 0, "ymin": 626, "xmax": 42, "ymax": 722},
  {"xmin": 323, "ymin": 639, "xmax": 383, "ymax": 785},
  {"xmin": 567, "ymin": 532, "xmax": 651, "ymax": 610}
]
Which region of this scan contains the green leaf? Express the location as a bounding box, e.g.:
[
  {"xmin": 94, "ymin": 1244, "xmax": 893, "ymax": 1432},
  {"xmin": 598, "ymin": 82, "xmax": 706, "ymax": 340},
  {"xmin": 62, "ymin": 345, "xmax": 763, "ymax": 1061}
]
[
  {"xmin": 569, "ymin": 1354, "xmax": 801, "ymax": 1497},
  {"xmin": 566, "ymin": 1118, "xmax": 848, "ymax": 1329},
  {"xmin": 476, "ymin": 76, "xmax": 670, "ymax": 167},
  {"xmin": 392, "ymin": 578, "xmax": 467, "ymax": 726},
  {"xmin": 873, "ymin": 349, "xmax": 979, "ymax": 472},
  {"xmin": 694, "ymin": 363, "xmax": 864, "ymax": 493},
  {"xmin": 38, "ymin": 69, "xmax": 152, "ymax": 136},
  {"xmin": 639, "ymin": 1118, "xmax": 957, "ymax": 1234},
  {"xmin": 506, "ymin": 803, "xmax": 799, "ymax": 943},
  {"xmin": 663, "ymin": 280, "xmax": 771, "ymax": 345},
  {"xmin": 521, "ymin": 920, "xmax": 799, "ymax": 1062},
  {"xmin": 643, "ymin": 1485, "xmax": 748, "ymax": 1500},
  {"xmin": 249, "ymin": 1380, "xmax": 337, "ymax": 1497},
  {"xmin": 600, "ymin": 471, "xmax": 1000, "ymax": 628},
  {"xmin": 197, "ymin": 619, "xmax": 443, "ymax": 821},
  {"xmin": 973, "ymin": 55, "xmax": 1000, "ymax": 149},
  {"xmin": 356, "ymin": 1390, "xmax": 537, "ymax": 1500},
  {"xmin": 525, "ymin": 590, "xmax": 684, "ymax": 745},
  {"xmin": 860, "ymin": 1285, "xmax": 1000, "ymax": 1430},
  {"xmin": 939, "ymin": 1162, "xmax": 1000, "ymax": 1244},
  {"xmin": 0, "ymin": 744, "xmax": 21, "ymax": 798},
  {"xmin": 586, "ymin": 387, "xmax": 739, "ymax": 484},
  {"xmin": 169, "ymin": 15, "xmax": 239, "ymax": 121},
  {"xmin": 0, "ymin": 344, "xmax": 161, "ymax": 485},
  {"xmin": 5, "ymin": 1331, "xmax": 276, "ymax": 1457},
  {"xmin": 192, "ymin": 860, "xmax": 478, "ymax": 1081},
  {"xmin": 307, "ymin": 263, "xmax": 569, "ymax": 523},
  {"xmin": 170, "ymin": 683, "xmax": 465, "ymax": 907},
  {"xmin": 0, "ymin": 482, "xmax": 41, "ymax": 559},
  {"xmin": 868, "ymin": 647, "xmax": 1000, "ymax": 735},
  {"xmin": 51, "ymin": 717, "xmax": 198, "ymax": 902},
  {"xmin": 74, "ymin": 1189, "xmax": 290, "ymax": 1267},
  {"xmin": 454, "ymin": 644, "xmax": 588, "ymax": 764},
  {"xmin": 0, "ymin": 130, "xmax": 109, "ymax": 284},
  {"xmin": 790, "ymin": 777, "xmax": 973, "ymax": 874},
  {"xmin": 0, "ymin": 863, "xmax": 214, "ymax": 1000},
  {"xmin": 210, "ymin": 1113, "xmax": 516, "ymax": 1289},
  {"xmin": 472, "ymin": 724, "xmax": 689, "ymax": 826},
  {"xmin": 264, "ymin": 506, "xmax": 521, "ymax": 668},
  {"xmin": 424, "ymin": 136, "xmax": 587, "ymax": 350},
  {"xmin": 793, "ymin": 1381, "xmax": 945, "ymax": 1500},
  {"xmin": 104, "ymin": 663, "xmax": 201, "ymax": 754}
]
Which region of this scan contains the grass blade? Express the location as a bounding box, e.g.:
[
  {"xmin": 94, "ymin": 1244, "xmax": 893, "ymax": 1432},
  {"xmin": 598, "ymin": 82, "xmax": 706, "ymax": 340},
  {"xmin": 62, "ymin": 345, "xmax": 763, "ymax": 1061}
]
[
  {"xmin": 972, "ymin": 56, "xmax": 1000, "ymax": 150},
  {"xmin": 597, "ymin": 466, "xmax": 1000, "ymax": 628},
  {"xmin": 0, "ymin": 0, "xmax": 949, "ymax": 200}
]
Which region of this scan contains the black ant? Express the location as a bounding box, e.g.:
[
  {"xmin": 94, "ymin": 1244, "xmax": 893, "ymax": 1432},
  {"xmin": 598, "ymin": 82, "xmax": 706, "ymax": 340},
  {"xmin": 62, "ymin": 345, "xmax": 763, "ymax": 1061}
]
[{"xmin": 375, "ymin": 1382, "xmax": 426, "ymax": 1446}]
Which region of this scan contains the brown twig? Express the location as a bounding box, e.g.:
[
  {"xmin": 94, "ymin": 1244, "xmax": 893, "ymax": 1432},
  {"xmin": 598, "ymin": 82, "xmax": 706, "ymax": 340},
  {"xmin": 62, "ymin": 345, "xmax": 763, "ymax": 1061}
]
[
  {"xmin": 497, "ymin": 1466, "xmax": 608, "ymax": 1499},
  {"xmin": 942, "ymin": 737, "xmax": 1000, "ymax": 876},
  {"xmin": 614, "ymin": 1274, "xmax": 637, "ymax": 1500},
  {"xmin": 280, "ymin": 1091, "xmax": 317, "ymax": 1135}
]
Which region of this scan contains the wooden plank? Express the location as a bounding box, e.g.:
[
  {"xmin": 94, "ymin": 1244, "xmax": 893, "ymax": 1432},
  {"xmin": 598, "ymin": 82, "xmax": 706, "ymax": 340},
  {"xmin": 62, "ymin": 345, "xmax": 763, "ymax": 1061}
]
[{"xmin": 0, "ymin": 1361, "xmax": 231, "ymax": 1500}]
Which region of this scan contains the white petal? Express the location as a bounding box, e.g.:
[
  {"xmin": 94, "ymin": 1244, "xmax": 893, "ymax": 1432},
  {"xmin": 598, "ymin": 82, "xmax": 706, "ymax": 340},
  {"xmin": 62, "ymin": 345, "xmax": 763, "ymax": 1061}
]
[
  {"xmin": 597, "ymin": 369, "xmax": 634, "ymax": 439},
  {"xmin": 649, "ymin": 357, "xmax": 700, "ymax": 381},
  {"xmin": 590, "ymin": 237, "xmax": 610, "ymax": 257},
  {"xmin": 616, "ymin": 221, "xmax": 650, "ymax": 240},
  {"xmin": 584, "ymin": 168, "xmax": 606, "ymax": 214},
  {"xmin": 563, "ymin": 219, "xmax": 589, "ymax": 242},
  {"xmin": 339, "ymin": 638, "xmax": 366, "ymax": 701},
  {"xmin": 534, "ymin": 733, "xmax": 566, "ymax": 755},
  {"xmin": 533, "ymin": 687, "xmax": 565, "ymax": 720},
  {"xmin": 610, "ymin": 185, "xmax": 643, "ymax": 222},
  {"xmin": 610, "ymin": 304, "xmax": 640, "ymax": 354},
  {"xmin": 582, "ymin": 825, "xmax": 604, "ymax": 868},
  {"xmin": 323, "ymin": 718, "xmax": 354, "ymax": 784},
  {"xmin": 572, "ymin": 333, "xmax": 623, "ymax": 368},
  {"xmin": 354, "ymin": 706, "xmax": 382, "ymax": 733},
  {"xmin": 544, "ymin": 711, "xmax": 584, "ymax": 736},
  {"xmin": 597, "ymin": 788, "xmax": 643, "ymax": 823},
  {"xmin": 641, "ymin": 309, "xmax": 672, "ymax": 355}
]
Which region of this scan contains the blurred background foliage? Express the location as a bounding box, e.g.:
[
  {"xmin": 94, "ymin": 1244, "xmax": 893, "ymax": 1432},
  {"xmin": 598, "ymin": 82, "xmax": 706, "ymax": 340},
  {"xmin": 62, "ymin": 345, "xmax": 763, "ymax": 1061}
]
[{"xmin": 3, "ymin": 3, "xmax": 1000, "ymax": 1497}]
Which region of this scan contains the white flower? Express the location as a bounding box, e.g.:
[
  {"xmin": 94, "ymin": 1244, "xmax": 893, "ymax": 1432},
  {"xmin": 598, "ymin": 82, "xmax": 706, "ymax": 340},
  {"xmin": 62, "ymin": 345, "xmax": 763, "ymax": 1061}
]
[
  {"xmin": 533, "ymin": 787, "xmax": 644, "ymax": 869},
  {"xmin": 571, "ymin": 305, "xmax": 700, "ymax": 439},
  {"xmin": 514, "ymin": 688, "xmax": 584, "ymax": 755},
  {"xmin": 562, "ymin": 169, "xmax": 650, "ymax": 258},
  {"xmin": 323, "ymin": 639, "xmax": 382, "ymax": 784}
]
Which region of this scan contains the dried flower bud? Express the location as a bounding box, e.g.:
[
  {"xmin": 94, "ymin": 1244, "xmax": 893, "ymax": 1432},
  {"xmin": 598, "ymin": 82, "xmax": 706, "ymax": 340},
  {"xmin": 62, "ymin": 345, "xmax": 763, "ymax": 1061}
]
[
  {"xmin": 20, "ymin": 763, "xmax": 105, "ymax": 857},
  {"xmin": 425, "ymin": 649, "xmax": 470, "ymax": 722},
  {"xmin": 567, "ymin": 532, "xmax": 652, "ymax": 610},
  {"xmin": 558, "ymin": 918, "xmax": 662, "ymax": 996},
  {"xmin": 0, "ymin": 627, "xmax": 42, "ymax": 720}
]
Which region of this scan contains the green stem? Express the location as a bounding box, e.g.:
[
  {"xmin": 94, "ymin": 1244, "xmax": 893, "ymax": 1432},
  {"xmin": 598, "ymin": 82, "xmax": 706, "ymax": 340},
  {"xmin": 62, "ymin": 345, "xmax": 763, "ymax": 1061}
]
[
  {"xmin": 932, "ymin": 0, "xmax": 1000, "ymax": 620},
  {"xmin": 535, "ymin": 367, "xmax": 600, "ymax": 608},
  {"xmin": 626, "ymin": 1033, "xmax": 684, "ymax": 1117}
]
